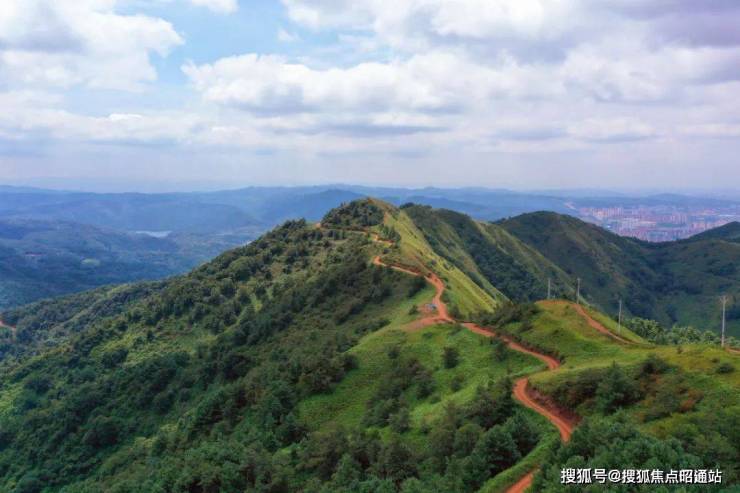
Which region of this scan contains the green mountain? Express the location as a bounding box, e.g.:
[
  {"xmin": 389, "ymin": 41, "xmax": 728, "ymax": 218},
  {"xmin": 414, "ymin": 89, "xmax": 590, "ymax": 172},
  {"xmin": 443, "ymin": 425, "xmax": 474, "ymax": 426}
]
[
  {"xmin": 499, "ymin": 212, "xmax": 740, "ymax": 337},
  {"xmin": 0, "ymin": 200, "xmax": 737, "ymax": 492},
  {"xmin": 400, "ymin": 205, "xmax": 572, "ymax": 303},
  {"xmin": 0, "ymin": 219, "xmax": 247, "ymax": 310},
  {"xmin": 688, "ymin": 221, "xmax": 740, "ymax": 243}
]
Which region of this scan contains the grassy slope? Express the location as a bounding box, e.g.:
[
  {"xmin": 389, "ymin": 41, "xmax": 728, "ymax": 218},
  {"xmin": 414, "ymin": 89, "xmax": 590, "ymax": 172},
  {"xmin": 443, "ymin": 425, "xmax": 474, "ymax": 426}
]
[
  {"xmin": 400, "ymin": 206, "xmax": 577, "ymax": 304},
  {"xmin": 299, "ymin": 316, "xmax": 544, "ymax": 436},
  {"xmin": 379, "ymin": 207, "xmax": 504, "ymax": 319},
  {"xmin": 303, "ymin": 205, "xmax": 566, "ymax": 491},
  {"xmin": 498, "ymin": 300, "xmax": 739, "ymax": 484}
]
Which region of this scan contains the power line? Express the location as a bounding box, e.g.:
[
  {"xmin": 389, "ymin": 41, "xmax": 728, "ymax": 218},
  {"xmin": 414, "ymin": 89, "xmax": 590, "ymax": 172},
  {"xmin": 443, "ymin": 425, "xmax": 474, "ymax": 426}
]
[{"xmin": 721, "ymin": 295, "xmax": 727, "ymax": 348}]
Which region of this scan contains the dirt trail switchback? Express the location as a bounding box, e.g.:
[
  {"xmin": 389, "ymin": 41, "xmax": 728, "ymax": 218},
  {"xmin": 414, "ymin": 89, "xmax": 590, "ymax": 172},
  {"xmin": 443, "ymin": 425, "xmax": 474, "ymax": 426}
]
[{"xmin": 372, "ymin": 250, "xmax": 575, "ymax": 493}]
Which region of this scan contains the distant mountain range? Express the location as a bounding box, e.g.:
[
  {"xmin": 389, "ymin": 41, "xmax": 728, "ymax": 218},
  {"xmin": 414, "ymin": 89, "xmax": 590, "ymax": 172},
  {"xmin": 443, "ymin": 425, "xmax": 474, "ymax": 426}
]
[{"xmin": 0, "ymin": 184, "xmax": 737, "ymax": 310}]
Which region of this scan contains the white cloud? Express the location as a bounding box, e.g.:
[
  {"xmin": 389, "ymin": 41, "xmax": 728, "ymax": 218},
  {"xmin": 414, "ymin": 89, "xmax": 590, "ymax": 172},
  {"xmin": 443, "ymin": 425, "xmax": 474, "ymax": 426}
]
[
  {"xmin": 190, "ymin": 0, "xmax": 238, "ymax": 14},
  {"xmin": 4, "ymin": 0, "xmax": 740, "ymax": 189},
  {"xmin": 568, "ymin": 118, "xmax": 656, "ymax": 142},
  {"xmin": 0, "ymin": 89, "xmax": 206, "ymax": 147},
  {"xmin": 183, "ymin": 53, "xmax": 466, "ymax": 115},
  {"xmin": 277, "ymin": 28, "xmax": 299, "ymax": 43},
  {"xmin": 0, "ymin": 0, "xmax": 183, "ymax": 91},
  {"xmin": 182, "ymin": 50, "xmax": 567, "ymax": 121},
  {"xmin": 680, "ymin": 123, "xmax": 740, "ymax": 139}
]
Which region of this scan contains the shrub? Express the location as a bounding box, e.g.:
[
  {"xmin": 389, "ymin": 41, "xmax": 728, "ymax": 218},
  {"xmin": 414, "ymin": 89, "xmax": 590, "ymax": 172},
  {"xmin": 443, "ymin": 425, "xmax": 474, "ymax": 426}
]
[
  {"xmin": 443, "ymin": 347, "xmax": 459, "ymax": 369},
  {"xmin": 465, "ymin": 380, "xmax": 514, "ymax": 429},
  {"xmin": 639, "ymin": 354, "xmax": 670, "ymax": 376},
  {"xmin": 717, "ymin": 362, "xmax": 734, "ymax": 374},
  {"xmin": 389, "ymin": 407, "xmax": 411, "ymax": 433},
  {"xmin": 595, "ymin": 363, "xmax": 642, "ymax": 414},
  {"xmin": 491, "ymin": 337, "xmax": 508, "ymax": 362},
  {"xmin": 83, "ymin": 416, "xmax": 121, "ymax": 448},
  {"xmin": 450, "ymin": 375, "xmax": 464, "ymax": 392}
]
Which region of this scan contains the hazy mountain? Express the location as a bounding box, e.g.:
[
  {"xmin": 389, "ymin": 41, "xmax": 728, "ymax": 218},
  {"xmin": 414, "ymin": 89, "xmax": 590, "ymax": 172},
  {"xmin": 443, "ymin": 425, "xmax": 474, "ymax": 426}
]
[
  {"xmin": 1, "ymin": 185, "xmax": 737, "ymax": 312},
  {"xmin": 688, "ymin": 221, "xmax": 740, "ymax": 243},
  {"xmin": 0, "ymin": 219, "xmax": 237, "ymax": 309}
]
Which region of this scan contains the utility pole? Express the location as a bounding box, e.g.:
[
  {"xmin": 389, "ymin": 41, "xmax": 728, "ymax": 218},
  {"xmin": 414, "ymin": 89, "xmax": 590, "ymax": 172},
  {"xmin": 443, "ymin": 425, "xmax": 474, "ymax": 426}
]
[
  {"xmin": 547, "ymin": 278, "xmax": 551, "ymax": 300},
  {"xmin": 618, "ymin": 299, "xmax": 623, "ymax": 334},
  {"xmin": 721, "ymin": 295, "xmax": 727, "ymax": 348},
  {"xmin": 576, "ymin": 278, "xmax": 581, "ymax": 305}
]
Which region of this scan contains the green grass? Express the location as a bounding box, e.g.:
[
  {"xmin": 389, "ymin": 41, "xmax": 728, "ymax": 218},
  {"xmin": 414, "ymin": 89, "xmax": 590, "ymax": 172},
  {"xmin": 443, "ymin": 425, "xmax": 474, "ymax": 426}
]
[
  {"xmin": 298, "ymin": 323, "xmax": 544, "ymax": 433},
  {"xmin": 500, "ymin": 301, "xmax": 652, "ymax": 371},
  {"xmin": 508, "ymin": 300, "xmax": 739, "ymax": 474},
  {"xmin": 298, "ymin": 290, "xmax": 543, "ymax": 435},
  {"xmin": 380, "ymin": 209, "xmax": 503, "ymax": 319},
  {"xmin": 581, "ymin": 304, "xmax": 649, "ymax": 344}
]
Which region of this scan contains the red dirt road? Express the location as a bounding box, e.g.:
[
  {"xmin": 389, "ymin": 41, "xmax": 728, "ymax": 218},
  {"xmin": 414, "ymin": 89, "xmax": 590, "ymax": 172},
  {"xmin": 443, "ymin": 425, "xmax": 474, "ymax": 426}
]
[
  {"xmin": 462, "ymin": 320, "xmax": 574, "ymax": 492},
  {"xmin": 373, "ymin": 256, "xmax": 452, "ymax": 325},
  {"xmin": 507, "ymin": 471, "xmax": 536, "ymax": 493},
  {"xmin": 571, "ymin": 303, "xmax": 634, "ymax": 345},
  {"xmin": 512, "ymin": 378, "xmax": 572, "ymax": 442},
  {"xmin": 372, "ymin": 252, "xmax": 576, "ymax": 492}
]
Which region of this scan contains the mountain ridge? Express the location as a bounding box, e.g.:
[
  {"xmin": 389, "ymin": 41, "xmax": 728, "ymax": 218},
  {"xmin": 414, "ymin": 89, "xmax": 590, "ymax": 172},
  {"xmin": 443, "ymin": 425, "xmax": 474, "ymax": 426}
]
[{"xmin": 0, "ymin": 199, "xmax": 737, "ymax": 492}]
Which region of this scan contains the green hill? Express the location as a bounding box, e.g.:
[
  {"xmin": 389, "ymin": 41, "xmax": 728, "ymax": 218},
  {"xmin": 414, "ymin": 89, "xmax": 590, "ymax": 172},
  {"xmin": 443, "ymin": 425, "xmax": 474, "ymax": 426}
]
[
  {"xmin": 0, "ymin": 200, "xmax": 737, "ymax": 492},
  {"xmin": 401, "ymin": 205, "xmax": 572, "ymax": 303},
  {"xmin": 0, "ymin": 219, "xmax": 251, "ymax": 310},
  {"xmin": 688, "ymin": 221, "xmax": 740, "ymax": 243},
  {"xmin": 499, "ymin": 212, "xmax": 740, "ymax": 336}
]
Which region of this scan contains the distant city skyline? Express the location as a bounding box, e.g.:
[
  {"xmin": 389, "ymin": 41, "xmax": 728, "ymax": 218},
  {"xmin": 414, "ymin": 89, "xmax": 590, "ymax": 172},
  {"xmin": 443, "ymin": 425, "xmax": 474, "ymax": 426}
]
[
  {"xmin": 575, "ymin": 204, "xmax": 740, "ymax": 241},
  {"xmin": 2, "ymin": 1, "xmax": 740, "ymax": 189}
]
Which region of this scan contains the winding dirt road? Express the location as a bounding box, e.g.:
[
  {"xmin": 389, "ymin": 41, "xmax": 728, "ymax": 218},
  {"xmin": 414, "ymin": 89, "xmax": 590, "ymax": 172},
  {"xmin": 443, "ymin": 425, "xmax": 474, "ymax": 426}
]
[
  {"xmin": 506, "ymin": 470, "xmax": 536, "ymax": 493},
  {"xmin": 373, "ymin": 255, "xmax": 451, "ymax": 325},
  {"xmin": 372, "ymin": 253, "xmax": 575, "ymax": 492},
  {"xmin": 463, "ymin": 322, "xmax": 572, "ymax": 492},
  {"xmin": 570, "ymin": 303, "xmax": 635, "ymax": 345}
]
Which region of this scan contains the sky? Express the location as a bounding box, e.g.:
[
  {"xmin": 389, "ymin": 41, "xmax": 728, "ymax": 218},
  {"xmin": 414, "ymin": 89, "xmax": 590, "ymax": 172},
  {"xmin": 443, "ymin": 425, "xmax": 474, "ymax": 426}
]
[{"xmin": 1, "ymin": 0, "xmax": 740, "ymax": 192}]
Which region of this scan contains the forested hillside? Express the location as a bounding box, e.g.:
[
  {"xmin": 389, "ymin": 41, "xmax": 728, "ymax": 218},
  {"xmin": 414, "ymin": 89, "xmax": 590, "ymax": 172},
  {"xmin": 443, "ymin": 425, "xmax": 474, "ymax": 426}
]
[
  {"xmin": 0, "ymin": 219, "xmax": 230, "ymax": 310},
  {"xmin": 0, "ymin": 200, "xmax": 737, "ymax": 492},
  {"xmin": 499, "ymin": 212, "xmax": 740, "ymax": 336}
]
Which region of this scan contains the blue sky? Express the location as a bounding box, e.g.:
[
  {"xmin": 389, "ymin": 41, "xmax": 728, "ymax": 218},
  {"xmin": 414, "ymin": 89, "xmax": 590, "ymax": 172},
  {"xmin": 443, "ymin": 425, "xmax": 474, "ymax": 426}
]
[{"xmin": 1, "ymin": 0, "xmax": 740, "ymax": 192}]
